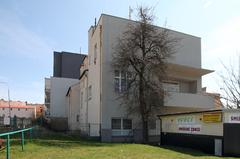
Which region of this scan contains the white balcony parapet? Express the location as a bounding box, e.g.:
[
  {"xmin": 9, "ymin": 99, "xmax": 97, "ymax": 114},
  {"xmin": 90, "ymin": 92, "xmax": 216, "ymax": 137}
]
[{"xmin": 164, "ymin": 92, "xmax": 215, "ymax": 108}]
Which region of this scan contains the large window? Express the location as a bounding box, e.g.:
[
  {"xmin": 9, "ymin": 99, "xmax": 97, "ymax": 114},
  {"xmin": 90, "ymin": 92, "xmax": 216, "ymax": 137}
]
[
  {"xmin": 111, "ymin": 118, "xmax": 132, "ymax": 136},
  {"xmin": 114, "ymin": 70, "xmax": 131, "ymax": 92}
]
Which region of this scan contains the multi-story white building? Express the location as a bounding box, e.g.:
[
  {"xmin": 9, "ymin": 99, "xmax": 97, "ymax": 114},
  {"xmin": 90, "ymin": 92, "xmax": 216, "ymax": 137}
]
[{"xmin": 63, "ymin": 14, "xmax": 222, "ymax": 142}]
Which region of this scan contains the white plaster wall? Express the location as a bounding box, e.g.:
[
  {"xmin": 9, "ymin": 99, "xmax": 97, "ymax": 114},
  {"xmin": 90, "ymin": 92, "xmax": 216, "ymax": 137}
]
[
  {"xmin": 164, "ymin": 92, "xmax": 215, "ymax": 108},
  {"xmin": 50, "ymin": 77, "xmax": 79, "ymax": 117}
]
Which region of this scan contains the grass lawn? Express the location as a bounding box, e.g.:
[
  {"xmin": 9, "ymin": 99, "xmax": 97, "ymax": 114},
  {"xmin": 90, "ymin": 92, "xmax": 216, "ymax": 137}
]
[{"xmin": 0, "ymin": 134, "xmax": 238, "ymax": 159}]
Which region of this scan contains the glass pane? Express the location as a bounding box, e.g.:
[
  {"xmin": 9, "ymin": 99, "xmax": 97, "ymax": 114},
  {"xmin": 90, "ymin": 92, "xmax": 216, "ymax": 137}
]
[
  {"xmin": 114, "ymin": 70, "xmax": 120, "ymax": 77},
  {"xmin": 112, "ymin": 119, "xmax": 121, "ymax": 129},
  {"xmin": 121, "ymin": 78, "xmax": 126, "ymax": 91},
  {"xmin": 123, "ymin": 119, "xmax": 132, "ymax": 129},
  {"xmin": 115, "ymin": 78, "xmax": 120, "ymax": 92}
]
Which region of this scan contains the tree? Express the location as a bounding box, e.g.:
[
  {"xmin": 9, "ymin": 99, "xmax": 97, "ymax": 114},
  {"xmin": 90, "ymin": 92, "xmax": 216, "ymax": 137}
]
[
  {"xmin": 112, "ymin": 7, "xmax": 180, "ymax": 142},
  {"xmin": 220, "ymin": 60, "xmax": 240, "ymax": 108}
]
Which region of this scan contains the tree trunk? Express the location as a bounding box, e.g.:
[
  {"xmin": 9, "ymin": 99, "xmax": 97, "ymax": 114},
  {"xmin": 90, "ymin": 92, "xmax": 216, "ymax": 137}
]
[{"xmin": 139, "ymin": 73, "xmax": 148, "ymax": 143}]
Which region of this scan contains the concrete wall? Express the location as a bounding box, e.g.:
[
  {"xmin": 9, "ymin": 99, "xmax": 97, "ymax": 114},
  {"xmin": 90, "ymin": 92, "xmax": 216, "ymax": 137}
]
[
  {"xmin": 67, "ymin": 83, "xmax": 81, "ymax": 131},
  {"xmin": 50, "ymin": 77, "xmax": 79, "ymax": 117}
]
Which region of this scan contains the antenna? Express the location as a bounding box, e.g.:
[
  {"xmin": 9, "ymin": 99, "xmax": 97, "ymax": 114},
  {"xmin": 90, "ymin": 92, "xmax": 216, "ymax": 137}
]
[{"xmin": 129, "ymin": 6, "xmax": 133, "ymax": 19}]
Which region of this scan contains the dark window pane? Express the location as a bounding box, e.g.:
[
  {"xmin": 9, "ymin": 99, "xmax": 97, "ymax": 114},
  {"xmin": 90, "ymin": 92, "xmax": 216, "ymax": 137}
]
[
  {"xmin": 114, "ymin": 70, "xmax": 120, "ymax": 77},
  {"xmin": 112, "ymin": 119, "xmax": 121, "ymax": 129},
  {"xmin": 115, "ymin": 78, "xmax": 120, "ymax": 92},
  {"xmin": 123, "ymin": 119, "xmax": 132, "ymax": 129},
  {"xmin": 121, "ymin": 78, "xmax": 126, "ymax": 91}
]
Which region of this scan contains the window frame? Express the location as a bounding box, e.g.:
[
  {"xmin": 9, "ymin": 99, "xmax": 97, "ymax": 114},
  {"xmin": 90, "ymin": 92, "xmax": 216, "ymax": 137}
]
[{"xmin": 111, "ymin": 118, "xmax": 133, "ymax": 136}]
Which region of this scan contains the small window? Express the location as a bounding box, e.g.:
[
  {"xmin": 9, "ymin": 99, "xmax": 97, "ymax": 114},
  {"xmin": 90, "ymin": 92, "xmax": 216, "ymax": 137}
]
[
  {"xmin": 10, "ymin": 108, "xmax": 12, "ymax": 111},
  {"xmin": 25, "ymin": 108, "xmax": 28, "ymax": 111},
  {"xmin": 2, "ymin": 108, "xmax": 5, "ymax": 110},
  {"xmin": 112, "ymin": 119, "xmax": 121, "ymax": 129},
  {"xmin": 80, "ymin": 92, "xmax": 83, "ymax": 108},
  {"xmin": 88, "ymin": 85, "xmax": 92, "ymax": 100},
  {"xmin": 18, "ymin": 108, "xmax": 20, "ymax": 111},
  {"xmin": 94, "ymin": 44, "xmax": 97, "ymax": 64},
  {"xmin": 123, "ymin": 119, "xmax": 132, "ymax": 129},
  {"xmin": 76, "ymin": 115, "xmax": 80, "ymax": 122}
]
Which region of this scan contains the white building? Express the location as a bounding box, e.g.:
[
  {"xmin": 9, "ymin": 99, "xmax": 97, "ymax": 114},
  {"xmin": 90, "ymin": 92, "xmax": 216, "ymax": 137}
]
[{"xmin": 63, "ymin": 14, "xmax": 221, "ymax": 142}]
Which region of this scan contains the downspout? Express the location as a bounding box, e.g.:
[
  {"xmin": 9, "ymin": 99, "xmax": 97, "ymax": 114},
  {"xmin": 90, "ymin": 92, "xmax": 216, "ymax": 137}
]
[
  {"xmin": 159, "ymin": 116, "xmax": 162, "ymax": 145},
  {"xmin": 99, "ymin": 24, "xmax": 103, "ymax": 136},
  {"xmin": 85, "ymin": 72, "xmax": 89, "ymax": 135}
]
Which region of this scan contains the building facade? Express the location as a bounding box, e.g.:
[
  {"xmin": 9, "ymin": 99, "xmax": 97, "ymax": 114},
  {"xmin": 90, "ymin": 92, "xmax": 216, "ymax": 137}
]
[{"xmin": 64, "ymin": 14, "xmax": 221, "ymax": 142}]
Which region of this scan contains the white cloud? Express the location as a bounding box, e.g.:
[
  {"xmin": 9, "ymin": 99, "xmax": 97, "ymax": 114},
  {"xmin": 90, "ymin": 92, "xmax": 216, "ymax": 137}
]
[{"xmin": 202, "ymin": 16, "xmax": 240, "ymax": 93}]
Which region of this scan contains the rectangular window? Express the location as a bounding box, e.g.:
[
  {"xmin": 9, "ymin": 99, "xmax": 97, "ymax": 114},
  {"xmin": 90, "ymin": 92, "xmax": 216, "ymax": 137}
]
[
  {"xmin": 111, "ymin": 118, "xmax": 132, "ymax": 136},
  {"xmin": 88, "ymin": 85, "xmax": 92, "ymax": 100},
  {"xmin": 111, "ymin": 119, "xmax": 121, "ymax": 129},
  {"xmin": 76, "ymin": 114, "xmax": 80, "ymax": 122},
  {"xmin": 123, "ymin": 119, "xmax": 132, "ymax": 129},
  {"xmin": 114, "ymin": 70, "xmax": 130, "ymax": 92},
  {"xmin": 80, "ymin": 92, "xmax": 83, "ymax": 108},
  {"xmin": 18, "ymin": 108, "xmax": 20, "ymax": 111},
  {"xmin": 94, "ymin": 44, "xmax": 97, "ymax": 64},
  {"xmin": 25, "ymin": 108, "xmax": 28, "ymax": 111}
]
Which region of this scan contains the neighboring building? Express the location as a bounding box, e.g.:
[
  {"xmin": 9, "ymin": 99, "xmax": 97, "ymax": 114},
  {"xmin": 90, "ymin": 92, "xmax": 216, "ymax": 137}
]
[
  {"xmin": 44, "ymin": 78, "xmax": 51, "ymax": 115},
  {"xmin": 65, "ymin": 14, "xmax": 220, "ymax": 142},
  {"xmin": 0, "ymin": 99, "xmax": 37, "ymax": 119},
  {"xmin": 45, "ymin": 51, "xmax": 86, "ymax": 131},
  {"xmin": 53, "ymin": 51, "xmax": 86, "ymax": 79}
]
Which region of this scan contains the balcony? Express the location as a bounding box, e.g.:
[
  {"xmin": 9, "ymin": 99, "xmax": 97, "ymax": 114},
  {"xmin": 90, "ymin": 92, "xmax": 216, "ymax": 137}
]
[{"xmin": 164, "ymin": 92, "xmax": 215, "ymax": 108}]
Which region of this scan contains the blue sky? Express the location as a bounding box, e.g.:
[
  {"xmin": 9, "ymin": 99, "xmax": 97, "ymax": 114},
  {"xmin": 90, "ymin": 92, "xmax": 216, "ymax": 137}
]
[{"xmin": 0, "ymin": 0, "xmax": 240, "ymax": 103}]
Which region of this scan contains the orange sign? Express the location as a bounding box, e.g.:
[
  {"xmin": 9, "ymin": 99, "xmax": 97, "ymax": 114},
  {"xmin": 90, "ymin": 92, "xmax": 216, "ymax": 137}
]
[{"xmin": 203, "ymin": 112, "xmax": 222, "ymax": 123}]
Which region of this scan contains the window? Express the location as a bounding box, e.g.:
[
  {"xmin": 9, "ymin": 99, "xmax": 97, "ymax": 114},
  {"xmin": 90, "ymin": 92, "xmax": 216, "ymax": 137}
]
[
  {"xmin": 76, "ymin": 115, "xmax": 80, "ymax": 122},
  {"xmin": 10, "ymin": 108, "xmax": 12, "ymax": 111},
  {"xmin": 25, "ymin": 108, "xmax": 28, "ymax": 111},
  {"xmin": 94, "ymin": 44, "xmax": 97, "ymax": 64},
  {"xmin": 114, "ymin": 70, "xmax": 131, "ymax": 92},
  {"xmin": 18, "ymin": 108, "xmax": 20, "ymax": 111},
  {"xmin": 2, "ymin": 108, "xmax": 4, "ymax": 110},
  {"xmin": 111, "ymin": 118, "xmax": 132, "ymax": 136},
  {"xmin": 88, "ymin": 85, "xmax": 92, "ymax": 100},
  {"xmin": 80, "ymin": 92, "xmax": 83, "ymax": 108}
]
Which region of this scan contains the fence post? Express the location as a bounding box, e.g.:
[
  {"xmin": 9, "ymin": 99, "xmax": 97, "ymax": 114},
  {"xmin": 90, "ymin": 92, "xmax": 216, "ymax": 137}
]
[
  {"xmin": 6, "ymin": 134, "xmax": 10, "ymax": 159},
  {"xmin": 30, "ymin": 128, "xmax": 32, "ymax": 142},
  {"xmin": 21, "ymin": 131, "xmax": 24, "ymax": 151}
]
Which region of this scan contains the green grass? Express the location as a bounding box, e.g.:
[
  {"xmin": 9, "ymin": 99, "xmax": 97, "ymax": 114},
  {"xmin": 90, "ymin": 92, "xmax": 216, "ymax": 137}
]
[{"xmin": 0, "ymin": 134, "xmax": 238, "ymax": 159}]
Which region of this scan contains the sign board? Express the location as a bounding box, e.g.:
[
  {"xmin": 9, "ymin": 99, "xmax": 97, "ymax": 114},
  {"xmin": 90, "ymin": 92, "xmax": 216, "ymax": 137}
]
[
  {"xmin": 176, "ymin": 116, "xmax": 195, "ymax": 124},
  {"xmin": 178, "ymin": 125, "xmax": 201, "ymax": 134},
  {"xmin": 4, "ymin": 117, "xmax": 10, "ymax": 125},
  {"xmin": 203, "ymin": 112, "xmax": 222, "ymax": 123},
  {"xmin": 228, "ymin": 113, "xmax": 240, "ymax": 123}
]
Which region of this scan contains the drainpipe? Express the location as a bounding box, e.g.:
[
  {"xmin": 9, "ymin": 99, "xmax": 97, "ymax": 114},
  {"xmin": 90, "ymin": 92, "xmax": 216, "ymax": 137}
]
[
  {"xmin": 159, "ymin": 117, "xmax": 162, "ymax": 145},
  {"xmin": 99, "ymin": 24, "xmax": 103, "ymax": 136}
]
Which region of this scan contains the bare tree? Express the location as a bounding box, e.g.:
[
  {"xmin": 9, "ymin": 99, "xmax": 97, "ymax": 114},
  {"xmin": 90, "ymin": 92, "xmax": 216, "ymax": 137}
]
[
  {"xmin": 112, "ymin": 6, "xmax": 180, "ymax": 142},
  {"xmin": 220, "ymin": 60, "xmax": 240, "ymax": 108}
]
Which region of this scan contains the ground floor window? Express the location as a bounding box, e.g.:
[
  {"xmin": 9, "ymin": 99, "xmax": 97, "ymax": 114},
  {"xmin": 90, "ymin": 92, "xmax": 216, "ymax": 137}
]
[{"xmin": 111, "ymin": 118, "xmax": 132, "ymax": 136}]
